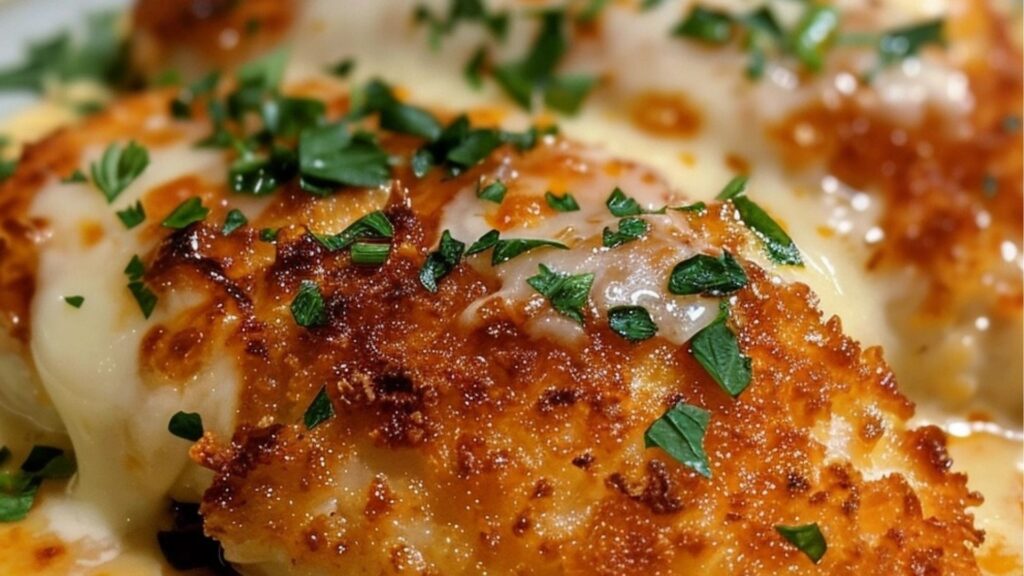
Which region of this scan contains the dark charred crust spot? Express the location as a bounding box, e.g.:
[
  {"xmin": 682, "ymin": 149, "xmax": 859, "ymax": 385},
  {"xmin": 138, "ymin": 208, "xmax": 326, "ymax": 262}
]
[
  {"xmin": 605, "ymin": 460, "xmax": 683, "ymax": 515},
  {"xmin": 536, "ymin": 387, "xmax": 582, "ymax": 414},
  {"xmin": 572, "ymin": 453, "xmax": 594, "ymax": 469},
  {"xmin": 364, "ymin": 476, "xmax": 395, "ymax": 521}
]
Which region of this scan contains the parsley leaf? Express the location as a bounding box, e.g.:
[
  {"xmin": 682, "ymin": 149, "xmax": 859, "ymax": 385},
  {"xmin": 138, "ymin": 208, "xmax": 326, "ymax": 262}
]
[
  {"xmin": 715, "ymin": 175, "xmax": 749, "ymax": 200},
  {"xmin": 91, "ymin": 141, "xmax": 149, "ymax": 203},
  {"xmin": 291, "ymin": 280, "xmax": 326, "ymax": 328},
  {"xmin": 776, "ymin": 524, "xmax": 827, "ymax": 564},
  {"xmin": 466, "ymin": 229, "xmax": 500, "ymax": 255},
  {"xmin": 261, "ymin": 97, "xmax": 326, "ymax": 137},
  {"xmin": 0, "ymin": 446, "xmax": 76, "ymax": 522},
  {"xmin": 350, "ymin": 242, "xmax": 391, "ymax": 266},
  {"xmin": 608, "ymin": 305, "xmax": 658, "ymax": 341},
  {"xmin": 168, "ymin": 412, "xmax": 204, "ymax": 441},
  {"xmin": 259, "ymin": 227, "xmax": 279, "ymax": 243},
  {"xmin": 299, "ymin": 123, "xmax": 391, "ymax": 192},
  {"xmin": 644, "ymin": 402, "xmax": 711, "ymax": 478},
  {"xmin": 878, "ymin": 19, "xmax": 944, "ymax": 67},
  {"xmin": 229, "ymin": 148, "xmax": 297, "ymax": 196},
  {"xmin": 491, "ymin": 238, "xmax": 567, "ymax": 265},
  {"xmin": 327, "ymin": 58, "xmax": 355, "ymax": 78},
  {"xmin": 690, "ymin": 304, "xmax": 751, "ymax": 397},
  {"xmin": 445, "ymin": 128, "xmax": 502, "ymax": 168},
  {"xmin": 310, "ymin": 210, "xmax": 394, "ymax": 252},
  {"xmin": 115, "ymin": 201, "xmax": 146, "ymax": 229},
  {"xmin": 732, "ymin": 196, "xmax": 802, "ymax": 266},
  {"xmin": 673, "ymin": 6, "xmax": 734, "ymax": 44},
  {"xmin": 361, "ymin": 80, "xmax": 443, "ymax": 141},
  {"xmin": 476, "ymin": 180, "xmax": 507, "ymax": 203},
  {"xmin": 605, "ymin": 187, "xmax": 663, "ymax": 217},
  {"xmin": 787, "ymin": 6, "xmax": 840, "ymax": 72},
  {"xmin": 304, "ymin": 386, "xmax": 334, "ymax": 430},
  {"xmin": 221, "ymin": 209, "xmax": 248, "ymax": 236},
  {"xmin": 0, "ymin": 159, "xmax": 16, "ymax": 183},
  {"xmin": 545, "ymin": 191, "xmax": 579, "ymax": 212},
  {"xmin": 420, "ymin": 230, "xmax": 466, "ymax": 292},
  {"xmin": 124, "ymin": 255, "xmax": 157, "ymax": 319},
  {"xmin": 668, "ymin": 251, "xmax": 747, "ymax": 295},
  {"xmin": 527, "ymin": 264, "xmax": 594, "ymax": 324},
  {"xmin": 464, "ymin": 45, "xmax": 488, "ymax": 89},
  {"xmin": 61, "ymin": 170, "xmax": 87, "ymax": 184},
  {"xmin": 162, "ymin": 197, "xmax": 209, "ymax": 229},
  {"xmin": 602, "ymin": 217, "xmax": 649, "ymax": 248},
  {"xmin": 63, "ymin": 295, "xmax": 84, "ymax": 308}
]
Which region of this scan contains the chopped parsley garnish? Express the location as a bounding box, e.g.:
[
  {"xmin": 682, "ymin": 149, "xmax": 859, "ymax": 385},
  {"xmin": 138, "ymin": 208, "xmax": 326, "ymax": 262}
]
[
  {"xmin": 230, "ymin": 148, "xmax": 297, "ymax": 196},
  {"xmin": 168, "ymin": 412, "xmax": 204, "ymax": 442},
  {"xmin": 876, "ymin": 19, "xmax": 944, "ymax": 69},
  {"xmin": 526, "ymin": 264, "xmax": 594, "ymax": 324},
  {"xmin": 91, "ymin": 141, "xmax": 149, "ymax": 203},
  {"xmin": 605, "ymin": 187, "xmax": 663, "ymax": 217},
  {"xmin": 445, "ymin": 127, "xmax": 502, "ymax": 168},
  {"xmin": 466, "ymin": 229, "xmax": 500, "ymax": 255},
  {"xmin": 414, "ymin": 0, "xmax": 509, "ymax": 49},
  {"xmin": 162, "ymin": 197, "xmax": 209, "ymax": 229},
  {"xmin": 673, "ymin": 6, "xmax": 734, "ymax": 44},
  {"xmin": 669, "ymin": 251, "xmax": 747, "ymax": 295},
  {"xmin": 476, "ymin": 180, "xmax": 507, "ymax": 203},
  {"xmin": 644, "ymin": 402, "xmax": 711, "ymax": 478},
  {"xmin": 0, "ymin": 445, "xmax": 75, "ymax": 522},
  {"xmin": 671, "ymin": 201, "xmax": 708, "ymax": 214},
  {"xmin": 221, "ymin": 209, "xmax": 248, "ymax": 236},
  {"xmin": 715, "ymin": 175, "xmax": 749, "ymax": 200},
  {"xmin": 0, "ymin": 159, "xmax": 16, "ymax": 183},
  {"xmin": 0, "ymin": 446, "xmax": 8, "ymax": 466},
  {"xmin": 776, "ymin": 524, "xmax": 827, "ymax": 564},
  {"xmin": 63, "ymin": 295, "xmax": 84, "ymax": 308},
  {"xmin": 298, "ymin": 122, "xmax": 391, "ymax": 192},
  {"xmin": 261, "ymin": 97, "xmax": 326, "ymax": 137},
  {"xmin": 304, "ymin": 386, "xmax": 335, "ymax": 430},
  {"xmin": 545, "ymin": 191, "xmax": 579, "ymax": 212},
  {"xmin": 491, "ymin": 238, "xmax": 568, "ymax": 265},
  {"xmin": 310, "ymin": 210, "xmax": 394, "ymax": 252},
  {"xmin": 690, "ymin": 304, "xmax": 751, "ymax": 397},
  {"xmin": 291, "ymin": 280, "xmax": 326, "ymax": 328},
  {"xmin": 170, "ymin": 71, "xmax": 220, "ymax": 120},
  {"xmin": 114, "ymin": 201, "xmax": 145, "ymax": 229},
  {"xmin": 61, "ymin": 170, "xmax": 87, "ymax": 184},
  {"xmin": 360, "ymin": 80, "xmax": 443, "ymax": 141},
  {"xmin": 732, "ymin": 196, "xmax": 802, "ymax": 265},
  {"xmin": 607, "ymin": 305, "xmax": 658, "ymax": 341},
  {"xmin": 419, "ymin": 230, "xmax": 466, "ymax": 292},
  {"xmin": 327, "ymin": 58, "xmax": 355, "ymax": 78},
  {"xmin": 788, "ymin": 6, "xmax": 840, "ymax": 72},
  {"xmin": 350, "ymin": 242, "xmax": 391, "ymax": 266},
  {"xmin": 124, "ymin": 255, "xmax": 157, "ymax": 319},
  {"xmin": 603, "ymin": 217, "xmax": 649, "ymax": 248},
  {"xmin": 464, "ymin": 46, "xmax": 488, "ymax": 89},
  {"xmin": 492, "ymin": 10, "xmax": 596, "ymax": 114},
  {"xmin": 259, "ymin": 227, "xmax": 279, "ymax": 243}
]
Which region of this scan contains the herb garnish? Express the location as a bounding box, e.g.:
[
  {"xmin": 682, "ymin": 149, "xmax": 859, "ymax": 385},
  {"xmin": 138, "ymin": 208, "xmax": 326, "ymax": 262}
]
[
  {"xmin": 776, "ymin": 524, "xmax": 827, "ymax": 563},
  {"xmin": 0, "ymin": 445, "xmax": 76, "ymax": 522},
  {"xmin": 91, "ymin": 141, "xmax": 149, "ymax": 203},
  {"xmin": 527, "ymin": 264, "xmax": 594, "ymax": 324},
  {"xmin": 115, "ymin": 200, "xmax": 146, "ymax": 229},
  {"xmin": 63, "ymin": 295, "xmax": 85, "ymax": 308},
  {"xmin": 62, "ymin": 170, "xmax": 87, "ymax": 184},
  {"xmin": 645, "ymin": 402, "xmax": 711, "ymax": 478},
  {"xmin": 304, "ymin": 386, "xmax": 335, "ymax": 430},
  {"xmin": 690, "ymin": 303, "xmax": 751, "ymax": 397},
  {"xmin": 491, "ymin": 238, "xmax": 568, "ymax": 265},
  {"xmin": 466, "ymin": 229, "xmax": 500, "ymax": 255},
  {"xmin": 420, "ymin": 230, "xmax": 466, "ymax": 292},
  {"xmin": 732, "ymin": 196, "xmax": 802, "ymax": 265},
  {"xmin": 327, "ymin": 58, "xmax": 355, "ymax": 78},
  {"xmin": 545, "ymin": 191, "xmax": 579, "ymax": 212},
  {"xmin": 350, "ymin": 242, "xmax": 391, "ymax": 266},
  {"xmin": 669, "ymin": 251, "xmax": 747, "ymax": 295},
  {"xmin": 221, "ymin": 209, "xmax": 248, "ymax": 236},
  {"xmin": 876, "ymin": 19, "xmax": 944, "ymax": 69},
  {"xmin": 124, "ymin": 255, "xmax": 157, "ymax": 319},
  {"xmin": 259, "ymin": 227, "xmax": 279, "ymax": 243},
  {"xmin": 310, "ymin": 210, "xmax": 394, "ymax": 252},
  {"xmin": 414, "ymin": 0, "xmax": 509, "ymax": 49},
  {"xmin": 608, "ymin": 305, "xmax": 658, "ymax": 341},
  {"xmin": 603, "ymin": 217, "xmax": 649, "ymax": 248},
  {"xmin": 298, "ymin": 122, "xmax": 391, "ymax": 192},
  {"xmin": 168, "ymin": 412, "xmax": 204, "ymax": 441},
  {"xmin": 161, "ymin": 197, "xmax": 209, "ymax": 229},
  {"xmin": 291, "ymin": 280, "xmax": 326, "ymax": 328},
  {"xmin": 476, "ymin": 180, "xmax": 507, "ymax": 204},
  {"xmin": 606, "ymin": 187, "xmax": 664, "ymax": 217}
]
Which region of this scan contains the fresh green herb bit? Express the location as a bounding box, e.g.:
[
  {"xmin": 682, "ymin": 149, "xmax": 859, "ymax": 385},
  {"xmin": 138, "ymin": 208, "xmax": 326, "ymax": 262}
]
[
  {"xmin": 673, "ymin": 6, "xmax": 734, "ymax": 44},
  {"xmin": 299, "ymin": 122, "xmax": 391, "ymax": 192},
  {"xmin": 291, "ymin": 280, "xmax": 326, "ymax": 328},
  {"xmin": 877, "ymin": 19, "xmax": 944, "ymax": 68},
  {"xmin": 605, "ymin": 187, "xmax": 663, "ymax": 217},
  {"xmin": 0, "ymin": 445, "xmax": 76, "ymax": 522},
  {"xmin": 776, "ymin": 524, "xmax": 827, "ymax": 564},
  {"xmin": 526, "ymin": 264, "xmax": 593, "ymax": 324},
  {"xmin": 491, "ymin": 238, "xmax": 567, "ymax": 265},
  {"xmin": 492, "ymin": 10, "xmax": 596, "ymax": 115},
  {"xmin": 304, "ymin": 386, "xmax": 335, "ymax": 430},
  {"xmin": 411, "ymin": 149, "xmax": 435, "ymax": 178},
  {"xmin": 327, "ymin": 58, "xmax": 355, "ymax": 78},
  {"xmin": 644, "ymin": 402, "xmax": 711, "ymax": 478},
  {"xmin": 170, "ymin": 71, "xmax": 220, "ymax": 119},
  {"xmin": 0, "ymin": 11, "xmax": 126, "ymax": 95},
  {"xmin": 63, "ymin": 295, "xmax": 84, "ymax": 309},
  {"xmin": 732, "ymin": 196, "xmax": 802, "ymax": 265},
  {"xmin": 464, "ymin": 46, "xmax": 488, "ymax": 89},
  {"xmin": 259, "ymin": 227, "xmax": 279, "ymax": 243},
  {"xmin": 116, "ymin": 200, "xmax": 146, "ymax": 229},
  {"xmin": 168, "ymin": 412, "xmax": 204, "ymax": 441},
  {"xmin": 0, "ymin": 159, "xmax": 16, "ymax": 183},
  {"xmin": 603, "ymin": 217, "xmax": 649, "ymax": 248},
  {"xmin": 476, "ymin": 180, "xmax": 507, "ymax": 203},
  {"xmin": 446, "ymin": 128, "xmax": 502, "ymax": 168},
  {"xmin": 162, "ymin": 197, "xmax": 209, "ymax": 230},
  {"xmin": 670, "ymin": 201, "xmax": 707, "ymax": 214},
  {"xmin": 501, "ymin": 124, "xmax": 558, "ymax": 151},
  {"xmin": 715, "ymin": 175, "xmax": 749, "ymax": 200},
  {"xmin": 669, "ymin": 251, "xmax": 747, "ymax": 295},
  {"xmin": 545, "ymin": 191, "xmax": 579, "ymax": 212},
  {"xmin": 61, "ymin": 170, "xmax": 87, "ymax": 184},
  {"xmin": 124, "ymin": 255, "xmax": 157, "ymax": 319},
  {"xmin": 466, "ymin": 229, "xmax": 500, "ymax": 255},
  {"xmin": 690, "ymin": 304, "xmax": 750, "ymax": 397},
  {"xmin": 230, "ymin": 148, "xmax": 297, "ymax": 196},
  {"xmin": 414, "ymin": 0, "xmax": 509, "ymax": 48},
  {"xmin": 311, "ymin": 210, "xmax": 394, "ymax": 252},
  {"xmin": 350, "ymin": 242, "xmax": 391, "ymax": 266},
  {"xmin": 262, "ymin": 97, "xmax": 326, "ymax": 137},
  {"xmin": 151, "ymin": 68, "xmax": 182, "ymax": 87},
  {"xmin": 787, "ymin": 6, "xmax": 840, "ymax": 72},
  {"xmin": 361, "ymin": 80, "xmax": 443, "ymax": 141},
  {"xmin": 420, "ymin": 230, "xmax": 466, "ymax": 292},
  {"xmin": 237, "ymin": 47, "xmax": 289, "ymax": 93},
  {"xmin": 221, "ymin": 209, "xmax": 248, "ymax": 236},
  {"xmin": 91, "ymin": 141, "xmax": 149, "ymax": 203},
  {"xmin": 608, "ymin": 305, "xmax": 658, "ymax": 341}
]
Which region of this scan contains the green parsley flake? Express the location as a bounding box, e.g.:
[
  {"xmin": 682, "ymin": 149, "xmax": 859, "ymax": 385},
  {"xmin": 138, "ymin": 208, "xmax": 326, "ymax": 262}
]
[
  {"xmin": 61, "ymin": 170, "xmax": 87, "ymax": 184},
  {"xmin": 607, "ymin": 305, "xmax": 658, "ymax": 341},
  {"xmin": 545, "ymin": 191, "xmax": 579, "ymax": 212},
  {"xmin": 690, "ymin": 304, "xmax": 751, "ymax": 397},
  {"xmin": 788, "ymin": 6, "xmax": 841, "ymax": 72},
  {"xmin": 350, "ymin": 242, "xmax": 391, "ymax": 266},
  {"xmin": 310, "ymin": 210, "xmax": 394, "ymax": 252},
  {"xmin": 162, "ymin": 197, "xmax": 209, "ymax": 229},
  {"xmin": 63, "ymin": 295, "xmax": 85, "ymax": 308},
  {"xmin": 259, "ymin": 227, "xmax": 279, "ymax": 243},
  {"xmin": 673, "ymin": 6, "xmax": 734, "ymax": 44},
  {"xmin": 221, "ymin": 209, "xmax": 248, "ymax": 236},
  {"xmin": 476, "ymin": 180, "xmax": 507, "ymax": 203},
  {"xmin": 877, "ymin": 19, "xmax": 944, "ymax": 68},
  {"xmin": 732, "ymin": 196, "xmax": 802, "ymax": 266},
  {"xmin": 644, "ymin": 402, "xmax": 711, "ymax": 478},
  {"xmin": 124, "ymin": 255, "xmax": 157, "ymax": 319},
  {"xmin": 715, "ymin": 175, "xmax": 749, "ymax": 200},
  {"xmin": 526, "ymin": 264, "xmax": 594, "ymax": 324},
  {"xmin": 605, "ymin": 187, "xmax": 663, "ymax": 217},
  {"xmin": 91, "ymin": 141, "xmax": 149, "ymax": 203},
  {"xmin": 299, "ymin": 122, "xmax": 391, "ymax": 192},
  {"xmin": 0, "ymin": 445, "xmax": 75, "ymax": 523},
  {"xmin": 668, "ymin": 251, "xmax": 747, "ymax": 296},
  {"xmin": 291, "ymin": 280, "xmax": 326, "ymax": 328},
  {"xmin": 491, "ymin": 238, "xmax": 567, "ymax": 265},
  {"xmin": 168, "ymin": 412, "xmax": 204, "ymax": 441},
  {"xmin": 116, "ymin": 200, "xmax": 146, "ymax": 229},
  {"xmin": 420, "ymin": 230, "xmax": 466, "ymax": 292},
  {"xmin": 602, "ymin": 217, "xmax": 649, "ymax": 248},
  {"xmin": 304, "ymin": 386, "xmax": 335, "ymax": 430},
  {"xmin": 466, "ymin": 229, "xmax": 500, "ymax": 255},
  {"xmin": 775, "ymin": 523, "xmax": 827, "ymax": 564}
]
